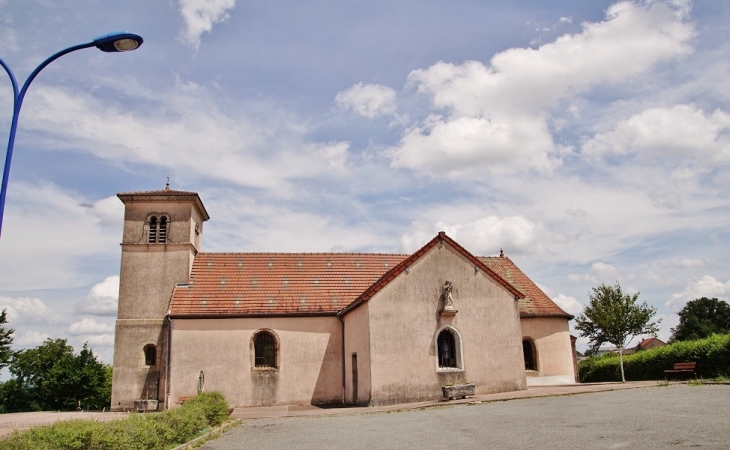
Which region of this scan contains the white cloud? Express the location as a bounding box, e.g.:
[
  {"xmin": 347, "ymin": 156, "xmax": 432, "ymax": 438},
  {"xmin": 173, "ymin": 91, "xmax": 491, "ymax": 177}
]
[
  {"xmin": 583, "ymin": 105, "xmax": 730, "ymax": 173},
  {"xmin": 336, "ymin": 83, "xmax": 397, "ymax": 118},
  {"xmin": 81, "ymin": 334, "xmax": 115, "ymax": 347},
  {"xmin": 401, "ymin": 215, "xmax": 538, "ymax": 255},
  {"xmin": 74, "ymin": 276, "xmax": 119, "ymax": 317},
  {"xmin": 0, "ymin": 295, "xmax": 62, "ymax": 326},
  {"xmin": 568, "ymin": 262, "xmax": 623, "ymax": 284},
  {"xmin": 21, "ymin": 82, "xmax": 351, "ymax": 193},
  {"xmin": 68, "ymin": 318, "xmax": 114, "ymax": 336},
  {"xmin": 388, "ymin": 0, "xmax": 694, "ymax": 178},
  {"xmin": 178, "ymin": 0, "xmax": 236, "ymax": 49},
  {"xmin": 552, "ymin": 293, "xmax": 584, "ymax": 317},
  {"xmin": 14, "ymin": 330, "xmax": 51, "ymax": 347},
  {"xmin": 0, "ymin": 184, "xmax": 121, "ymax": 290},
  {"xmin": 666, "ymin": 275, "xmax": 730, "ymax": 312}
]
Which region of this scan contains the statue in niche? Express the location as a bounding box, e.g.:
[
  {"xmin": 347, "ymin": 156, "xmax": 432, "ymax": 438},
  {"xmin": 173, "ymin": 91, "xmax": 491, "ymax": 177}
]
[{"xmin": 443, "ymin": 280, "xmax": 455, "ymax": 311}]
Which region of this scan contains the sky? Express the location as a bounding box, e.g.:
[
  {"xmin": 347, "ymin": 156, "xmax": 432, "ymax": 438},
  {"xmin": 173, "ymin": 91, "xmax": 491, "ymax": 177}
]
[{"xmin": 1, "ymin": 0, "xmax": 730, "ymax": 371}]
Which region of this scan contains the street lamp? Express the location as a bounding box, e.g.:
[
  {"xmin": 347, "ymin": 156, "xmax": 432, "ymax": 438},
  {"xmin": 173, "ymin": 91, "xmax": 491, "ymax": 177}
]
[{"xmin": 0, "ymin": 31, "xmax": 144, "ymax": 238}]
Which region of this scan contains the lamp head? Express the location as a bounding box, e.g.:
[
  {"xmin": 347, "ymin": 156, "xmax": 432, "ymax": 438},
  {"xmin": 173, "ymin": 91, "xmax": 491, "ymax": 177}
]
[{"xmin": 93, "ymin": 32, "xmax": 144, "ymax": 52}]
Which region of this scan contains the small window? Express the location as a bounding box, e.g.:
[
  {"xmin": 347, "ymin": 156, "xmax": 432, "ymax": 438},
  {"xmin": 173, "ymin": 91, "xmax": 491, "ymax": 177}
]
[
  {"xmin": 437, "ymin": 329, "xmax": 457, "ymax": 368},
  {"xmin": 158, "ymin": 216, "xmax": 168, "ymax": 242},
  {"xmin": 144, "ymin": 344, "xmax": 157, "ymax": 366},
  {"xmin": 254, "ymin": 331, "xmax": 277, "ymax": 368},
  {"xmin": 523, "ymin": 339, "xmax": 537, "ymax": 371},
  {"xmin": 148, "ymin": 216, "xmax": 158, "ymax": 243},
  {"xmin": 146, "ymin": 214, "xmax": 170, "ymax": 243}
]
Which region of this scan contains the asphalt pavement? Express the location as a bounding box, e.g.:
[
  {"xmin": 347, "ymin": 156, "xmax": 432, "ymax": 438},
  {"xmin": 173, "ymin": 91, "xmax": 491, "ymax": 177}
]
[{"xmin": 203, "ymin": 384, "xmax": 730, "ymax": 449}]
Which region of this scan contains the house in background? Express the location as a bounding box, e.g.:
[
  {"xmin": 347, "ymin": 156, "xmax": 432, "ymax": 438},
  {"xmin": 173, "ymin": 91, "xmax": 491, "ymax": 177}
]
[
  {"xmin": 623, "ymin": 337, "xmax": 666, "ymax": 355},
  {"xmin": 111, "ymin": 188, "xmax": 576, "ymax": 410}
]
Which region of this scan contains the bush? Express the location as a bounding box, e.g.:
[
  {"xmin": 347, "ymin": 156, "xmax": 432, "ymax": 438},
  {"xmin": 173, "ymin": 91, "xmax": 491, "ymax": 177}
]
[
  {"xmin": 0, "ymin": 391, "xmax": 231, "ymax": 450},
  {"xmin": 579, "ymin": 332, "xmax": 730, "ymax": 382}
]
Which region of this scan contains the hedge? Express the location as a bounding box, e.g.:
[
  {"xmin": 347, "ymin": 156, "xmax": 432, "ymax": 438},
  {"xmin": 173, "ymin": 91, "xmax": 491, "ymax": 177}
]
[
  {"xmin": 579, "ymin": 333, "xmax": 730, "ymax": 382},
  {"xmin": 0, "ymin": 391, "xmax": 231, "ymax": 450}
]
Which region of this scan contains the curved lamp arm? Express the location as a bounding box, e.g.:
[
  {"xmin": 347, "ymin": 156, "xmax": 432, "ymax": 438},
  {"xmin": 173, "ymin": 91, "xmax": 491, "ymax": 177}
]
[{"xmin": 0, "ymin": 32, "xmax": 143, "ymax": 238}]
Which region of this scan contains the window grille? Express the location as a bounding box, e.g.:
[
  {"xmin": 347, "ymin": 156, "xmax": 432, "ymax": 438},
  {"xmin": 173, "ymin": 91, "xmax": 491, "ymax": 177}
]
[
  {"xmin": 148, "ymin": 216, "xmax": 158, "ymax": 243},
  {"xmin": 158, "ymin": 216, "xmax": 167, "ymax": 242},
  {"xmin": 254, "ymin": 332, "xmax": 276, "ymax": 368},
  {"xmin": 437, "ymin": 330, "xmax": 456, "ymax": 368}
]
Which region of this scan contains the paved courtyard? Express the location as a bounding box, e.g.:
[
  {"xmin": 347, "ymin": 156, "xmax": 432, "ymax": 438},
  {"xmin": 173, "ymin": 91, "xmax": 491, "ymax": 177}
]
[{"xmin": 202, "ymin": 384, "xmax": 730, "ymax": 449}]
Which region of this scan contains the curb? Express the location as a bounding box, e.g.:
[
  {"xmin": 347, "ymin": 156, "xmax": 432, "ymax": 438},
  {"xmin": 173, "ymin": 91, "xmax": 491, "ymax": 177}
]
[{"xmin": 169, "ymin": 419, "xmax": 242, "ymax": 450}]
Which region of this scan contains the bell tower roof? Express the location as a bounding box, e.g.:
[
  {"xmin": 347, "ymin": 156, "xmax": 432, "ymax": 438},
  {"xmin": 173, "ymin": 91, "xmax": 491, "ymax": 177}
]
[{"xmin": 117, "ymin": 189, "xmax": 210, "ymax": 221}]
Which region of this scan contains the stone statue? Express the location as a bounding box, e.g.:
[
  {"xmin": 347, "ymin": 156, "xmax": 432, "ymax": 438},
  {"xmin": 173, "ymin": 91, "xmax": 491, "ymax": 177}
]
[{"xmin": 443, "ymin": 280, "xmax": 454, "ymax": 311}]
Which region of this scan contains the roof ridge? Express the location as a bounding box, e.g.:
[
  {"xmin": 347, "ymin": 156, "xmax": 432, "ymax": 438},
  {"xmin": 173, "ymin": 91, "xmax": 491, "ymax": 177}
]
[{"xmin": 196, "ymin": 252, "xmax": 411, "ymax": 256}]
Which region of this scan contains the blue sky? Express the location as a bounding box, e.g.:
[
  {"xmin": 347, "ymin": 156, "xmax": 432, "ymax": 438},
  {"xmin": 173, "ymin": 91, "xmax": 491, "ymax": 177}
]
[{"xmin": 1, "ymin": 0, "xmax": 730, "ymax": 368}]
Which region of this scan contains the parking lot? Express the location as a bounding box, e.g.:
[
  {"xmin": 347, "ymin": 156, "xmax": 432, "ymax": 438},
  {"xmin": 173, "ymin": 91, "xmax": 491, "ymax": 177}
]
[{"xmin": 202, "ymin": 384, "xmax": 730, "ymax": 449}]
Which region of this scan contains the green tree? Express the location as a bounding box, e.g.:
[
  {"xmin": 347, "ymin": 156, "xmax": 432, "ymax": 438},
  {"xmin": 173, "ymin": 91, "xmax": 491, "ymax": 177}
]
[
  {"xmin": 0, "ymin": 309, "xmax": 14, "ymax": 369},
  {"xmin": 2, "ymin": 338, "xmax": 112, "ymax": 411},
  {"xmin": 575, "ymin": 282, "xmax": 660, "ymax": 382},
  {"xmin": 670, "ymin": 297, "xmax": 730, "ymax": 342}
]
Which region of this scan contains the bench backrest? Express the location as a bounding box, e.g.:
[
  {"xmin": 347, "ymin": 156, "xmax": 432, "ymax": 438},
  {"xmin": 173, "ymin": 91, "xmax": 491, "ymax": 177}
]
[{"xmin": 673, "ymin": 362, "xmax": 696, "ymax": 370}]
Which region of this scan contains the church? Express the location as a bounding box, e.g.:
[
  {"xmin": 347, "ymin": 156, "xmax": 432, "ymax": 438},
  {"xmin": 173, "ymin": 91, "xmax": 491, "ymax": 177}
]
[{"xmin": 110, "ymin": 188, "xmax": 576, "ymax": 411}]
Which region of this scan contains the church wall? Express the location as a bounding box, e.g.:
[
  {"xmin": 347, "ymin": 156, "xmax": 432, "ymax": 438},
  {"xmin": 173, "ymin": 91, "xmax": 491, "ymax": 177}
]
[
  {"xmin": 169, "ymin": 316, "xmax": 342, "ymax": 407},
  {"xmin": 364, "ymin": 243, "xmax": 526, "ymax": 406},
  {"xmin": 520, "ymin": 317, "xmax": 575, "ymax": 385},
  {"xmin": 343, "ymin": 302, "xmax": 371, "ymax": 405}
]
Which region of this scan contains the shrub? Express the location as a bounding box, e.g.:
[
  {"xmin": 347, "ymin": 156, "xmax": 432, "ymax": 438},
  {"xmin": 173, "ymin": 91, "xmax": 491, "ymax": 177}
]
[
  {"xmin": 0, "ymin": 391, "xmax": 231, "ymax": 450},
  {"xmin": 579, "ymin": 332, "xmax": 730, "ymax": 382}
]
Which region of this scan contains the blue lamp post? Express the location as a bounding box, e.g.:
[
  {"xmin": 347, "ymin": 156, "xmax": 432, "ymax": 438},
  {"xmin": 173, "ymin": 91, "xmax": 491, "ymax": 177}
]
[{"xmin": 0, "ymin": 32, "xmax": 143, "ymax": 238}]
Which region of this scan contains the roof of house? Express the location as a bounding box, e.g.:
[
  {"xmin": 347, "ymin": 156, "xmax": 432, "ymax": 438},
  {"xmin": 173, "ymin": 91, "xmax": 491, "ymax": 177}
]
[
  {"xmin": 168, "ymin": 232, "xmax": 571, "ymax": 319},
  {"xmin": 638, "ymin": 337, "xmax": 665, "ymax": 347}
]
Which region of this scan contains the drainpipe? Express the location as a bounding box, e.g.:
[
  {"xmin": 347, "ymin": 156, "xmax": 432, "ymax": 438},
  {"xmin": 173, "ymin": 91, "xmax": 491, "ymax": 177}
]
[
  {"xmin": 166, "ymin": 314, "xmax": 173, "ymax": 410},
  {"xmin": 338, "ymin": 314, "xmax": 345, "ymax": 404}
]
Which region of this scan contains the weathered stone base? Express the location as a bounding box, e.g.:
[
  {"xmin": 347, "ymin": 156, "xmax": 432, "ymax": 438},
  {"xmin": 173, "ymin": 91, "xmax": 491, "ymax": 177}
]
[{"xmin": 442, "ymin": 383, "xmax": 475, "ymax": 400}]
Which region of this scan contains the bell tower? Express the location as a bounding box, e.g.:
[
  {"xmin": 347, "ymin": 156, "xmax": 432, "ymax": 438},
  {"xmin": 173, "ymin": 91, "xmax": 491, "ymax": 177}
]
[{"xmin": 111, "ymin": 187, "xmax": 209, "ymax": 411}]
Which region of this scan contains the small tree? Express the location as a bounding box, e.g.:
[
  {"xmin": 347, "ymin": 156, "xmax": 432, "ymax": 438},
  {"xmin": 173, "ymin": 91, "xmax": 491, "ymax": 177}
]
[
  {"xmin": 0, "ymin": 309, "xmax": 14, "ymax": 369},
  {"xmin": 670, "ymin": 297, "xmax": 730, "ymax": 342},
  {"xmin": 575, "ymin": 282, "xmax": 660, "ymax": 382}
]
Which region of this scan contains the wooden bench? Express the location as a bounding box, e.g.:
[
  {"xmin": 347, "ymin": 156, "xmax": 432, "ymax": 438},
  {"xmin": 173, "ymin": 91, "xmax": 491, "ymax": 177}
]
[
  {"xmin": 664, "ymin": 362, "xmax": 697, "ymax": 380},
  {"xmin": 177, "ymin": 395, "xmax": 196, "ymax": 404}
]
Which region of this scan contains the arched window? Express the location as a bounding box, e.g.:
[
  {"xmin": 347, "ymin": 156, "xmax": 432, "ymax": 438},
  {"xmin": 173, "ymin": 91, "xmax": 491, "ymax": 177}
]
[
  {"xmin": 144, "ymin": 344, "xmax": 157, "ymax": 366},
  {"xmin": 148, "ymin": 216, "xmax": 157, "ymax": 243},
  {"xmin": 146, "ymin": 214, "xmax": 170, "ymax": 243},
  {"xmin": 158, "ymin": 216, "xmax": 168, "ymax": 242},
  {"xmin": 254, "ymin": 331, "xmax": 277, "ymax": 368},
  {"xmin": 523, "ymin": 338, "xmax": 538, "ymax": 371},
  {"xmin": 437, "ymin": 329, "xmax": 457, "ymax": 368}
]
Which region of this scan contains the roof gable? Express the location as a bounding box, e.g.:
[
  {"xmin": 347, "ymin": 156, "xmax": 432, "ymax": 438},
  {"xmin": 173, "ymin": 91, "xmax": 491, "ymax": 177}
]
[
  {"xmin": 338, "ymin": 232, "xmax": 524, "ymax": 316},
  {"xmin": 479, "ymin": 255, "xmax": 572, "ymax": 318}
]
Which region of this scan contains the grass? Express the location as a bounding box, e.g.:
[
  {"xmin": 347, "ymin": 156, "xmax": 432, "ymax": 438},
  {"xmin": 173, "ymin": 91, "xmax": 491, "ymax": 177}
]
[{"xmin": 0, "ymin": 392, "xmax": 232, "ymax": 450}]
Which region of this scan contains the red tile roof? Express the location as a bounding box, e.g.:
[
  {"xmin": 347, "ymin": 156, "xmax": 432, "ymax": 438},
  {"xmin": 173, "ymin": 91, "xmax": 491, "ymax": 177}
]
[
  {"xmin": 168, "ymin": 232, "xmax": 570, "ymax": 319},
  {"xmin": 479, "ymin": 256, "xmax": 572, "ymax": 318},
  {"xmin": 169, "ymin": 253, "xmax": 408, "ymax": 317}
]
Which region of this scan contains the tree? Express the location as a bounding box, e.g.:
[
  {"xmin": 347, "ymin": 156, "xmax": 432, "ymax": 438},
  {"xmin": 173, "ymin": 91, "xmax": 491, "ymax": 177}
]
[
  {"xmin": 1, "ymin": 338, "xmax": 111, "ymax": 411},
  {"xmin": 670, "ymin": 297, "xmax": 730, "ymax": 342},
  {"xmin": 575, "ymin": 282, "xmax": 660, "ymax": 382},
  {"xmin": 0, "ymin": 309, "xmax": 14, "ymax": 369}
]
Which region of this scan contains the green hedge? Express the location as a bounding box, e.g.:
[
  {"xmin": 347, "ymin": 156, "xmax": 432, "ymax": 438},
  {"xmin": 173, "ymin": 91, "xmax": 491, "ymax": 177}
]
[
  {"xmin": 0, "ymin": 391, "xmax": 231, "ymax": 450},
  {"xmin": 579, "ymin": 333, "xmax": 730, "ymax": 382}
]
